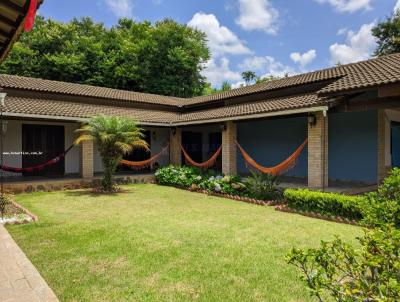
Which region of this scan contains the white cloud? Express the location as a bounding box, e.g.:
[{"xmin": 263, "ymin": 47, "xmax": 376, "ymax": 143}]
[
  {"xmin": 314, "ymin": 0, "xmax": 372, "ymax": 13},
  {"xmin": 202, "ymin": 58, "xmax": 242, "ymax": 86},
  {"xmin": 104, "ymin": 0, "xmax": 134, "ymax": 18},
  {"xmin": 290, "ymin": 49, "xmax": 317, "ymax": 68},
  {"xmin": 236, "ymin": 0, "xmax": 279, "ymax": 34},
  {"xmin": 395, "ymin": 0, "xmax": 400, "ymax": 13},
  {"xmin": 329, "ymin": 23, "xmax": 376, "ymax": 64},
  {"xmin": 188, "ymin": 13, "xmax": 251, "ymax": 57},
  {"xmin": 239, "ymin": 56, "xmax": 295, "ymax": 78},
  {"xmin": 337, "ymin": 27, "xmax": 348, "ymax": 35}
]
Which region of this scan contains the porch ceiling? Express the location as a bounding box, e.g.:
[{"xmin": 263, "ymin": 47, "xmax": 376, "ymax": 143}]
[{"xmin": 0, "ymin": 0, "xmax": 32, "ymax": 63}]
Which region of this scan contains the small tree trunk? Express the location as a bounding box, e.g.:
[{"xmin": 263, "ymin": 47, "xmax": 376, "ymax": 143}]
[{"xmin": 101, "ymin": 155, "xmax": 121, "ymax": 192}]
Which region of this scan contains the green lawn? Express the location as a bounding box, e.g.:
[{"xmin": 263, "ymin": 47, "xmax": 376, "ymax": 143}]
[{"xmin": 7, "ymin": 184, "xmax": 361, "ymax": 302}]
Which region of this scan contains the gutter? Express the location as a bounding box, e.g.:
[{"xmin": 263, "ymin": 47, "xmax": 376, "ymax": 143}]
[{"xmin": 2, "ymin": 112, "xmax": 171, "ymax": 127}]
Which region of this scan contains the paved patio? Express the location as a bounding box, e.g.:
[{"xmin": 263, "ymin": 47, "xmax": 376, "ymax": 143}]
[{"xmin": 0, "ymin": 225, "xmax": 58, "ymax": 302}]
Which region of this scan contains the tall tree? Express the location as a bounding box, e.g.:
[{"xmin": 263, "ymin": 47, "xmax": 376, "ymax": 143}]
[
  {"xmin": 372, "ymin": 11, "xmax": 400, "ymax": 57},
  {"xmin": 0, "ymin": 17, "xmax": 210, "ymax": 98},
  {"xmin": 241, "ymin": 71, "xmax": 257, "ymax": 86}
]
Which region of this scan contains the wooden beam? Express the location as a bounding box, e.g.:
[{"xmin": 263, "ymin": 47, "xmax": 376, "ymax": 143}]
[
  {"xmin": 0, "ymin": 14, "xmax": 16, "ymax": 28},
  {"xmin": 333, "ymin": 96, "xmax": 400, "ymax": 113},
  {"xmin": 0, "ymin": 28, "xmax": 10, "ymax": 37},
  {"xmin": 379, "ymin": 83, "xmax": 400, "ymax": 98},
  {"xmin": 1, "ymin": 0, "xmax": 25, "ymax": 14}
]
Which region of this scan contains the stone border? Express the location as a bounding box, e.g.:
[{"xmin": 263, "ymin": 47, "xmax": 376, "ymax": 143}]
[
  {"xmin": 10, "ymin": 199, "xmax": 38, "ymax": 223},
  {"xmin": 275, "ymin": 204, "xmax": 359, "ymax": 226}
]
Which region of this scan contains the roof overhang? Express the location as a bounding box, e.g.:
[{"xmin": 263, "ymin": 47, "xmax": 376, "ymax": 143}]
[
  {"xmin": 172, "ymin": 106, "xmax": 329, "ymax": 126},
  {"xmin": 2, "ymin": 105, "xmax": 330, "ymax": 127},
  {"xmin": 0, "ymin": 0, "xmax": 42, "ymax": 63}
]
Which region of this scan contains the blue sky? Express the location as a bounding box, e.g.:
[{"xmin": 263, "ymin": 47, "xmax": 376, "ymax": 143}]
[{"xmin": 39, "ymin": 0, "xmax": 400, "ymax": 87}]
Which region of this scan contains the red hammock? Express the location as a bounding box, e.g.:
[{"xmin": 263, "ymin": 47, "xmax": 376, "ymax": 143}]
[
  {"xmin": 0, "ymin": 145, "xmax": 75, "ymax": 173},
  {"xmin": 181, "ymin": 145, "xmax": 222, "ymax": 169},
  {"xmin": 24, "ymin": 0, "xmax": 38, "ymax": 32},
  {"xmin": 236, "ymin": 139, "xmax": 308, "ymax": 176},
  {"xmin": 120, "ymin": 144, "xmax": 169, "ymax": 170}
]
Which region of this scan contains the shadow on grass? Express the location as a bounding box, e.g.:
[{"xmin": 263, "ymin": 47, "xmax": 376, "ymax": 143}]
[{"xmin": 64, "ymin": 188, "xmax": 134, "ymax": 197}]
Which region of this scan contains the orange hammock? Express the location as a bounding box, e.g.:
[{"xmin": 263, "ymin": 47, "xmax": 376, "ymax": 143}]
[
  {"xmin": 236, "ymin": 139, "xmax": 308, "ymax": 176},
  {"xmin": 181, "ymin": 145, "xmax": 222, "ymax": 168},
  {"xmin": 120, "ymin": 144, "xmax": 169, "ymax": 170}
]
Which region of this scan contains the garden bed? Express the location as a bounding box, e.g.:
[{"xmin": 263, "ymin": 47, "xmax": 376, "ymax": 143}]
[{"xmin": 0, "ymin": 195, "xmax": 38, "ymax": 225}]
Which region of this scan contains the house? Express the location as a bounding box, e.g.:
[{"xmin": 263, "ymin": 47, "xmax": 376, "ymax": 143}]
[{"xmin": 0, "ymin": 53, "xmax": 399, "ymax": 191}]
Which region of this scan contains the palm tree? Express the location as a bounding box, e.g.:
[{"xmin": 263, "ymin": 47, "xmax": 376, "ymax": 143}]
[
  {"xmin": 241, "ymin": 71, "xmax": 257, "ymax": 86},
  {"xmin": 75, "ymin": 115, "xmax": 149, "ymax": 192}
]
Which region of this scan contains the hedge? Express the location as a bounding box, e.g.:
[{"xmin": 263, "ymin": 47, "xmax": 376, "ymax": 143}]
[{"xmin": 284, "ymin": 189, "xmax": 365, "ymax": 221}]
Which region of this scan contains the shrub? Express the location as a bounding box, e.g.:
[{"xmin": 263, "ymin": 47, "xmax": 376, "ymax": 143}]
[
  {"xmin": 245, "ymin": 171, "xmax": 282, "ymax": 201},
  {"xmin": 155, "ymin": 166, "xmax": 249, "ymax": 196},
  {"xmin": 287, "ymin": 225, "xmax": 400, "ymax": 302},
  {"xmin": 284, "ymin": 189, "xmax": 364, "ymax": 221},
  {"xmin": 361, "ymin": 168, "xmax": 400, "ymax": 228}
]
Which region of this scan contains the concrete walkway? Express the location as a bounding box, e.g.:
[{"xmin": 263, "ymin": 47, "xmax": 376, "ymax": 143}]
[{"xmin": 0, "ymin": 225, "xmax": 59, "ymax": 302}]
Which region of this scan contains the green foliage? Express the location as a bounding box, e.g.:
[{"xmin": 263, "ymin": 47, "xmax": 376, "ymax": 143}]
[
  {"xmin": 287, "ymin": 226, "xmax": 400, "ymax": 302},
  {"xmin": 155, "ymin": 166, "xmax": 248, "ymax": 196},
  {"xmin": 202, "ymin": 81, "xmax": 232, "ymax": 96},
  {"xmin": 75, "ymin": 115, "xmax": 148, "ymax": 192},
  {"xmin": 245, "ymin": 171, "xmax": 282, "ymax": 201},
  {"xmin": 255, "ymin": 75, "xmax": 280, "ymax": 84},
  {"xmin": 361, "ymin": 168, "xmax": 400, "ymax": 228},
  {"xmin": 242, "ymin": 70, "xmax": 257, "ymax": 85},
  {"xmin": 0, "ymin": 16, "xmax": 210, "ymax": 98},
  {"xmin": 284, "ymin": 189, "xmax": 364, "ymax": 221},
  {"xmin": 372, "ymin": 11, "xmax": 400, "ymax": 56}
]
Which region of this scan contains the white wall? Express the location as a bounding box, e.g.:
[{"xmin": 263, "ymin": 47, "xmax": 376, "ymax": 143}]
[
  {"xmin": 2, "ymin": 120, "xmax": 80, "ymax": 177},
  {"xmin": 93, "ymin": 126, "xmax": 171, "ymax": 173}
]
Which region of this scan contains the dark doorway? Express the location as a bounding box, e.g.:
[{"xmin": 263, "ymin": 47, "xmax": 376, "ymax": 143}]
[
  {"xmin": 182, "ymin": 131, "xmax": 203, "ymax": 163},
  {"xmin": 119, "ymin": 130, "xmax": 151, "ymax": 172},
  {"xmin": 391, "ymin": 122, "xmax": 400, "ymax": 168},
  {"xmin": 22, "ymin": 124, "xmax": 65, "ymax": 177},
  {"xmin": 209, "ymin": 132, "xmax": 222, "ymax": 171}
]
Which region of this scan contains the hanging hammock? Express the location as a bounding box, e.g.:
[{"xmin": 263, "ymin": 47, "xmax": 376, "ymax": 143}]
[
  {"xmin": 0, "ymin": 145, "xmax": 75, "ymax": 173},
  {"xmin": 236, "ymin": 139, "xmax": 308, "ymax": 176},
  {"xmin": 120, "ymin": 144, "xmax": 169, "ymax": 170},
  {"xmin": 181, "ymin": 145, "xmax": 222, "ymax": 169}
]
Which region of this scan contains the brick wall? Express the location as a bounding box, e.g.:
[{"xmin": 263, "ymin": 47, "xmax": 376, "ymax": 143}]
[
  {"xmin": 170, "ymin": 128, "xmax": 182, "ymax": 166},
  {"xmin": 80, "ymin": 140, "xmax": 94, "ymax": 179},
  {"xmin": 377, "ymin": 109, "xmax": 388, "ymax": 183},
  {"xmin": 222, "ymin": 121, "xmax": 237, "ymax": 175},
  {"xmin": 308, "ymin": 112, "xmax": 328, "ymax": 189}
]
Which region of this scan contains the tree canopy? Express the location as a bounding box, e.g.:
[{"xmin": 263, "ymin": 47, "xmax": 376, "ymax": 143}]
[
  {"xmin": 0, "ymin": 17, "xmax": 210, "ymax": 98},
  {"xmin": 372, "ymin": 11, "xmax": 400, "ymax": 57}
]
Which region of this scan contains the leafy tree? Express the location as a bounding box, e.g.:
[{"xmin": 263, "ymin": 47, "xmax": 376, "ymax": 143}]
[
  {"xmin": 372, "ymin": 11, "xmax": 400, "ymax": 56},
  {"xmin": 241, "ymin": 71, "xmax": 257, "ymax": 86},
  {"xmin": 220, "ymin": 81, "xmax": 232, "ymax": 91},
  {"xmin": 287, "ymin": 226, "xmax": 400, "ymax": 302},
  {"xmin": 256, "ymin": 75, "xmax": 279, "ymax": 84},
  {"xmin": 75, "ymin": 115, "xmax": 148, "ymax": 192},
  {"xmin": 0, "ymin": 16, "xmax": 210, "ymax": 97}
]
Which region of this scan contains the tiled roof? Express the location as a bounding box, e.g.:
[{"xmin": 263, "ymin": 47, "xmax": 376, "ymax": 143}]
[
  {"xmin": 4, "ymin": 96, "xmax": 178, "ymax": 124},
  {"xmin": 186, "ymin": 53, "xmax": 400, "ymax": 105},
  {"xmin": 3, "ymin": 93, "xmax": 330, "ymax": 125},
  {"xmin": 0, "ymin": 53, "xmax": 399, "ymax": 109},
  {"xmin": 0, "ymin": 74, "xmax": 184, "ymax": 107},
  {"xmin": 177, "ymin": 93, "xmax": 330, "ymax": 123}
]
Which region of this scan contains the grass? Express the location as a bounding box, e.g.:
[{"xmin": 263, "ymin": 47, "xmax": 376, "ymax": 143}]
[{"xmin": 7, "ymin": 184, "xmax": 362, "ymax": 302}]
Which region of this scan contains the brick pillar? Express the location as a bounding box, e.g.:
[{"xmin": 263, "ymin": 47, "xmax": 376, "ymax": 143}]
[
  {"xmin": 222, "ymin": 121, "xmax": 237, "ymax": 175},
  {"xmin": 377, "ymin": 109, "xmax": 388, "ymax": 183},
  {"xmin": 170, "ymin": 128, "xmax": 182, "ymax": 166},
  {"xmin": 308, "ymin": 111, "xmax": 328, "ymax": 190},
  {"xmin": 80, "ymin": 140, "xmax": 94, "ymax": 179}
]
